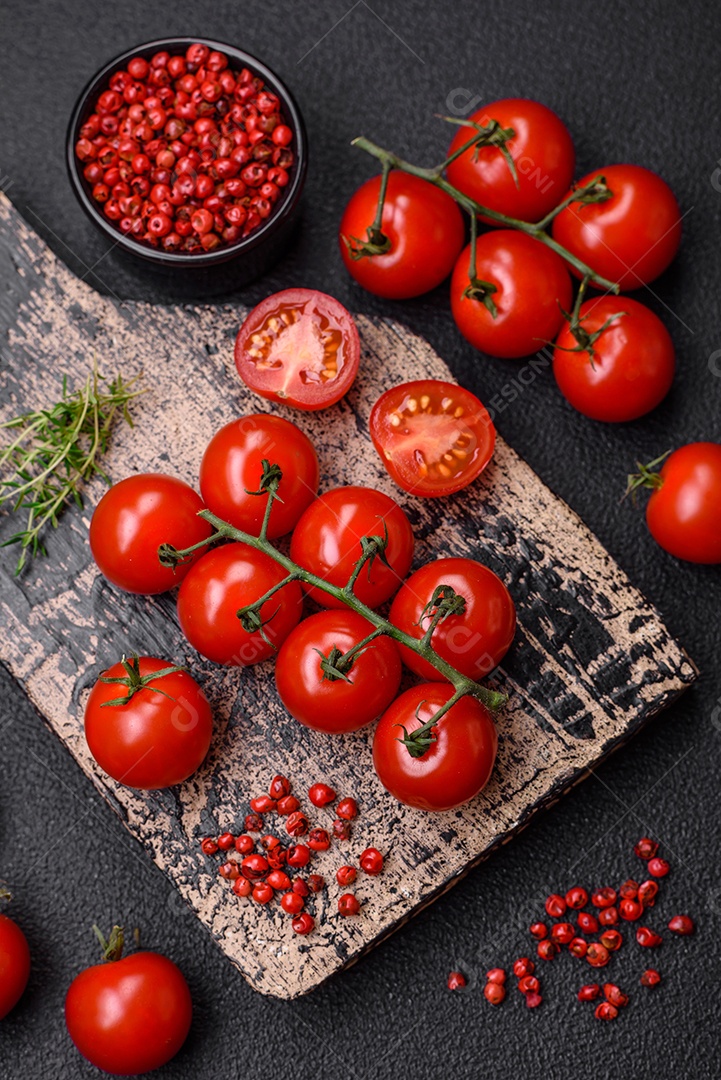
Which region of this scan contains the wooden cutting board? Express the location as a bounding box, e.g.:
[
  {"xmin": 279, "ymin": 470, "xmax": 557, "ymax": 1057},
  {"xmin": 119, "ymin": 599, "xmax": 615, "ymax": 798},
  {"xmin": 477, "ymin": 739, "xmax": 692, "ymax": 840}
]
[{"xmin": 0, "ymin": 193, "xmax": 696, "ymax": 998}]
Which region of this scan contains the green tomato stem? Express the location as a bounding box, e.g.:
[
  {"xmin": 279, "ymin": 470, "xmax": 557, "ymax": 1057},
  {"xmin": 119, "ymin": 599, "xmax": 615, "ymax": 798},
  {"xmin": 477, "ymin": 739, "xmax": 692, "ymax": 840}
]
[
  {"xmin": 349, "ymin": 136, "xmax": 621, "ymax": 295},
  {"xmin": 164, "ymin": 508, "xmax": 506, "ymax": 722}
]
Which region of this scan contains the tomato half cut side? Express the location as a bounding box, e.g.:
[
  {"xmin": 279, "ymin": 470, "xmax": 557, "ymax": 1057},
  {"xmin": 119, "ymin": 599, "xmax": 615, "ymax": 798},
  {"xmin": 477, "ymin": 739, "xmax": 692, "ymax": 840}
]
[
  {"xmin": 234, "ymin": 288, "xmax": 361, "ymax": 411},
  {"xmin": 369, "ymin": 379, "xmax": 496, "ymax": 497}
]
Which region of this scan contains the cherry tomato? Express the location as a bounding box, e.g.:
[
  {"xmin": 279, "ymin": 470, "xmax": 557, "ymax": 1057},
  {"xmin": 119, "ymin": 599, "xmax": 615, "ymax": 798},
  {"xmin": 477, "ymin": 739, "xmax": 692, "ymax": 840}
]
[
  {"xmin": 552, "ymin": 165, "xmax": 682, "ymax": 289},
  {"xmin": 177, "ymin": 542, "xmax": 303, "ymax": 664},
  {"xmin": 84, "ymin": 657, "xmax": 213, "ymax": 789},
  {"xmin": 275, "ymin": 610, "xmax": 402, "ymax": 733},
  {"xmin": 553, "ymin": 297, "xmax": 675, "ymax": 422},
  {"xmin": 90, "ymin": 473, "xmax": 213, "ymax": 594},
  {"xmin": 373, "ymin": 684, "xmax": 497, "ymax": 811},
  {"xmin": 389, "ymin": 558, "xmax": 516, "ymax": 680},
  {"xmin": 339, "ymin": 172, "xmax": 465, "ymax": 299},
  {"xmin": 450, "ymin": 231, "xmax": 572, "ymax": 358},
  {"xmin": 234, "ymin": 289, "xmax": 360, "ymax": 411},
  {"xmin": 639, "ymin": 443, "xmax": 721, "ymax": 563},
  {"xmin": 65, "ymin": 948, "xmax": 192, "ymax": 1074},
  {"xmin": 446, "ymin": 98, "xmax": 575, "ymax": 223},
  {"xmin": 369, "ymin": 379, "xmax": 495, "ymax": 497},
  {"xmin": 199, "ymin": 413, "xmax": 319, "ymax": 538},
  {"xmin": 290, "ymin": 486, "xmax": 414, "ymax": 610},
  {"xmin": 0, "ymin": 913, "xmax": 30, "ymax": 1019}
]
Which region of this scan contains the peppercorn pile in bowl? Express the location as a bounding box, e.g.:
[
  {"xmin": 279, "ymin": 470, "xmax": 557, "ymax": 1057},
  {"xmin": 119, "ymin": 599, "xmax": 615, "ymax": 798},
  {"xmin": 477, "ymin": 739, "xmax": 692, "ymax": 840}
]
[{"xmin": 67, "ymin": 38, "xmax": 307, "ymax": 276}]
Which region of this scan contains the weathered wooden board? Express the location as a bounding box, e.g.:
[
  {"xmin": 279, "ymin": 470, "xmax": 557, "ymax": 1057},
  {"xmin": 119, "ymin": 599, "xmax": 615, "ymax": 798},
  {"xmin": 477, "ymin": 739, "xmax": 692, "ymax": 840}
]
[{"xmin": 0, "ymin": 193, "xmax": 696, "ymax": 998}]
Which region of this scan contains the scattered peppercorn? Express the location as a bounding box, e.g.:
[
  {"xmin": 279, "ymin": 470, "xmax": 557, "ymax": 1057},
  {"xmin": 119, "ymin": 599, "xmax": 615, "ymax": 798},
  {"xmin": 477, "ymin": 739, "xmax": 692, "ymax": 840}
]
[
  {"xmin": 447, "ymin": 971, "xmax": 466, "ymax": 991},
  {"xmin": 667, "ymin": 915, "xmax": 694, "ymax": 936}
]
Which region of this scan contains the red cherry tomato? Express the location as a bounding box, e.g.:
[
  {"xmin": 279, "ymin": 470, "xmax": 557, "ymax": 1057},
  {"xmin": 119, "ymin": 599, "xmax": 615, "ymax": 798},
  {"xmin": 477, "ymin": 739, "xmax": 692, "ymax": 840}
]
[
  {"xmin": 289, "ymin": 486, "xmax": 414, "ymax": 610},
  {"xmin": 553, "ymin": 297, "xmax": 675, "ymax": 422},
  {"xmin": 0, "ymin": 913, "xmax": 30, "ymax": 1019},
  {"xmin": 177, "ymin": 542, "xmax": 303, "ymax": 664},
  {"xmin": 450, "ymin": 231, "xmax": 572, "ymax": 358},
  {"xmin": 84, "ymin": 657, "xmax": 213, "ymax": 789},
  {"xmin": 446, "ymin": 98, "xmax": 575, "ymax": 223},
  {"xmin": 389, "ymin": 558, "xmax": 516, "ymax": 680},
  {"xmin": 369, "ymin": 379, "xmax": 495, "ymax": 497},
  {"xmin": 552, "ymin": 165, "xmax": 682, "ymax": 289},
  {"xmin": 199, "ymin": 413, "xmax": 319, "ymax": 538},
  {"xmin": 275, "ymin": 610, "xmax": 402, "ymax": 733},
  {"xmin": 339, "ymin": 172, "xmax": 465, "ymax": 299},
  {"xmin": 373, "ymin": 684, "xmax": 498, "ymax": 811},
  {"xmin": 639, "ymin": 443, "xmax": 721, "ymax": 563},
  {"xmin": 65, "ymin": 949, "xmax": 192, "ymax": 1075},
  {"xmin": 234, "ymin": 289, "xmax": 360, "ymax": 411},
  {"xmin": 89, "ymin": 473, "xmax": 213, "ymax": 594}
]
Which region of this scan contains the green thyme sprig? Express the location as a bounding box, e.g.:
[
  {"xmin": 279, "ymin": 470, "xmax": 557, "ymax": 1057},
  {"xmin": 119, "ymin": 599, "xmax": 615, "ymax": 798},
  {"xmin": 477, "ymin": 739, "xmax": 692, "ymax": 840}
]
[{"xmin": 0, "ymin": 364, "xmax": 144, "ymax": 572}]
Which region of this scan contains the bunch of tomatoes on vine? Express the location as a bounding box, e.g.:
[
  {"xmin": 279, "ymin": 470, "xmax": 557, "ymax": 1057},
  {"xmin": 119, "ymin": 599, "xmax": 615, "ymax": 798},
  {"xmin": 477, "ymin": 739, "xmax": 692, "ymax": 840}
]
[
  {"xmin": 87, "ymin": 397, "xmax": 514, "ymax": 813},
  {"xmin": 335, "ymin": 97, "xmax": 721, "ymax": 564}
]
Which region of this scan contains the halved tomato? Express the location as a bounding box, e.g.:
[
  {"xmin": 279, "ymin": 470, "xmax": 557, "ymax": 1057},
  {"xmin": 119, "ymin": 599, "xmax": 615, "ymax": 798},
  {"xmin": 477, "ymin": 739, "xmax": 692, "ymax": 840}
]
[
  {"xmin": 369, "ymin": 379, "xmax": 496, "ymax": 497},
  {"xmin": 234, "ymin": 288, "xmax": 360, "ymax": 411}
]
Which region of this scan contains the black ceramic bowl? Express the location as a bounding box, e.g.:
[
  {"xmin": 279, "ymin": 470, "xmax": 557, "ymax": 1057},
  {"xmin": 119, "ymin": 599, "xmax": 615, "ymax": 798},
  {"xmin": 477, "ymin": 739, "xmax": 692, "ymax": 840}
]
[{"xmin": 67, "ymin": 37, "xmax": 307, "ymax": 285}]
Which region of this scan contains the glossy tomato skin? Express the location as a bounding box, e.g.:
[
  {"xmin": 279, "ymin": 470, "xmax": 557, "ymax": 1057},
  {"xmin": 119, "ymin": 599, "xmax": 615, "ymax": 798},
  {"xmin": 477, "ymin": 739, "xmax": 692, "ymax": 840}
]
[
  {"xmin": 553, "ymin": 297, "xmax": 675, "ymax": 422},
  {"xmin": 275, "ymin": 610, "xmax": 402, "ymax": 733},
  {"xmin": 369, "ymin": 379, "xmax": 495, "ymax": 498},
  {"xmin": 552, "ymin": 165, "xmax": 682, "ymax": 289},
  {"xmin": 90, "ymin": 474, "xmax": 213, "ymax": 595},
  {"xmin": 65, "ymin": 951, "xmax": 192, "ymax": 1075},
  {"xmin": 199, "ymin": 414, "xmax": 319, "ymax": 539},
  {"xmin": 389, "ymin": 558, "xmax": 516, "ymax": 680},
  {"xmin": 84, "ymin": 658, "xmax": 213, "ymax": 789},
  {"xmin": 178, "ymin": 543, "xmax": 303, "ymax": 664},
  {"xmin": 339, "ymin": 172, "xmax": 465, "ymax": 299},
  {"xmin": 645, "ymin": 443, "xmax": 721, "ymax": 563},
  {"xmin": 234, "ymin": 288, "xmax": 360, "ymax": 411},
  {"xmin": 451, "ymin": 231, "xmax": 572, "ymax": 358},
  {"xmin": 446, "ymin": 99, "xmax": 575, "ymax": 223},
  {"xmin": 0, "ymin": 914, "xmax": 30, "ymax": 1019},
  {"xmin": 290, "ymin": 486, "xmax": 414, "ymax": 610},
  {"xmin": 373, "ymin": 684, "xmax": 498, "ymax": 811}
]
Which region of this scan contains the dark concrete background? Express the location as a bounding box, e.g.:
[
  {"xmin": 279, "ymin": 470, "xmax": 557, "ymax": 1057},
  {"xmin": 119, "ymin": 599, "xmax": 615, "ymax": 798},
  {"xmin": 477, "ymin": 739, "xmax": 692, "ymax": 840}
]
[{"xmin": 1, "ymin": 1, "xmax": 720, "ymax": 1077}]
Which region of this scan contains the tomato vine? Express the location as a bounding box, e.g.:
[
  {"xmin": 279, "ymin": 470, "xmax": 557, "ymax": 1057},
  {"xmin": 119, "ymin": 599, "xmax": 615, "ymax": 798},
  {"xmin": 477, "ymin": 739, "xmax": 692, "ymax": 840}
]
[{"xmin": 159, "ymin": 461, "xmax": 506, "ymax": 757}]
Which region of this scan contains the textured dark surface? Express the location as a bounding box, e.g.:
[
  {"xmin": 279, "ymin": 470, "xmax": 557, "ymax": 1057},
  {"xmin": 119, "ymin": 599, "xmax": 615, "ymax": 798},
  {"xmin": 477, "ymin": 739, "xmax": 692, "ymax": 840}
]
[{"xmin": 0, "ymin": 0, "xmax": 720, "ymax": 1075}]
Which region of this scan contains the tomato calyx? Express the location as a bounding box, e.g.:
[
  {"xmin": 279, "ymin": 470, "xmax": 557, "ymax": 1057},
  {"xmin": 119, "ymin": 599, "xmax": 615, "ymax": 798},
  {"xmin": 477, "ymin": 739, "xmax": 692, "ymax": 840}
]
[
  {"xmin": 93, "ymin": 924, "xmax": 125, "ymax": 963},
  {"xmin": 440, "ymin": 114, "xmax": 519, "ymax": 188},
  {"xmin": 99, "ymin": 655, "xmax": 185, "ymax": 707},
  {"xmin": 244, "ymin": 459, "xmax": 284, "ymax": 502},
  {"xmin": 462, "ymin": 276, "xmax": 499, "ymax": 315},
  {"xmin": 314, "ymin": 626, "xmax": 386, "ymax": 683},
  {"xmin": 418, "ymin": 585, "xmax": 467, "ymax": 643},
  {"xmin": 395, "ymin": 684, "xmax": 479, "ymax": 759},
  {"xmin": 0, "ymin": 885, "xmax": 12, "ymax": 903},
  {"xmin": 557, "ymin": 306, "xmax": 628, "ymax": 366},
  {"xmin": 624, "ymin": 452, "xmax": 671, "ymax": 500},
  {"xmin": 567, "ymin": 175, "xmax": 613, "ymax": 208}
]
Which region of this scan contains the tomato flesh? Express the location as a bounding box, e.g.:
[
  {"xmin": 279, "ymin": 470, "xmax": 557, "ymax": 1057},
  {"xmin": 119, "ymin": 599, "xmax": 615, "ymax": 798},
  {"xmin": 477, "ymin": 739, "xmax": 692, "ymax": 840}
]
[
  {"xmin": 369, "ymin": 379, "xmax": 495, "ymax": 497},
  {"xmin": 235, "ymin": 288, "xmax": 360, "ymax": 410}
]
